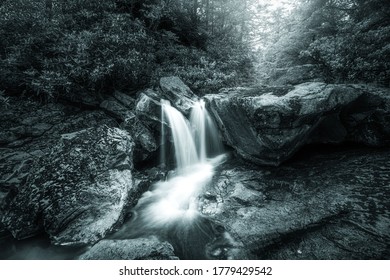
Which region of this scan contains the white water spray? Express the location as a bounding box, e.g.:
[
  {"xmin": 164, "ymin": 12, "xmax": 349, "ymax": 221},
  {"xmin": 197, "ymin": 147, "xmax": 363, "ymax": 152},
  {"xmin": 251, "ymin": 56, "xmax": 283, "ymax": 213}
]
[
  {"xmin": 190, "ymin": 99, "xmax": 223, "ymax": 161},
  {"xmin": 113, "ymin": 99, "xmax": 225, "ymax": 248},
  {"xmin": 161, "ymin": 100, "xmax": 199, "ymax": 171},
  {"xmin": 147, "ymin": 99, "xmax": 225, "ymax": 223}
]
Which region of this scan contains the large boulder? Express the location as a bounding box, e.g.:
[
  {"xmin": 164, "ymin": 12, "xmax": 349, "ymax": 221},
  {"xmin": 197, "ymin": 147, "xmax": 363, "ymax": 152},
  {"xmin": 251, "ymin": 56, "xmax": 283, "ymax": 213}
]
[
  {"xmin": 1, "ymin": 126, "xmax": 135, "ymax": 246},
  {"xmin": 205, "ymin": 82, "xmax": 390, "ymax": 166},
  {"xmin": 100, "ymin": 98, "xmax": 133, "ymax": 121},
  {"xmin": 135, "ymin": 89, "xmax": 163, "ymax": 132},
  {"xmin": 0, "ymin": 97, "xmax": 116, "ymax": 191},
  {"xmin": 79, "ymin": 236, "xmax": 178, "ymax": 260},
  {"xmin": 99, "ymin": 90, "xmax": 161, "ymax": 163},
  {"xmin": 134, "ymin": 77, "xmax": 200, "ymax": 134},
  {"xmin": 160, "ymin": 76, "xmax": 198, "ymax": 115},
  {"xmin": 99, "ymin": 92, "xmax": 136, "ymax": 121}
]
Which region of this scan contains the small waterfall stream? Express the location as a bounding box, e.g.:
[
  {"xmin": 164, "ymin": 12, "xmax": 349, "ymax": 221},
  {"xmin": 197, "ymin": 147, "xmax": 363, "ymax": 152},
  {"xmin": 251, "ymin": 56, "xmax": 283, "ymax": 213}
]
[
  {"xmin": 190, "ymin": 99, "xmax": 223, "ymax": 161},
  {"xmin": 112, "ymin": 99, "xmax": 229, "ymax": 259},
  {"xmin": 161, "ymin": 99, "xmax": 199, "ymax": 171}
]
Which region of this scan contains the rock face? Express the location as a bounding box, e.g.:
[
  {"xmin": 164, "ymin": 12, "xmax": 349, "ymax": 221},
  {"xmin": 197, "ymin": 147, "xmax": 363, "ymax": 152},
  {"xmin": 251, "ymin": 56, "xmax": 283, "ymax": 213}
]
[
  {"xmin": 99, "ymin": 89, "xmax": 161, "ymax": 163},
  {"xmin": 200, "ymin": 147, "xmax": 390, "ymax": 259},
  {"xmin": 0, "ymin": 98, "xmax": 117, "ymax": 191},
  {"xmin": 1, "ymin": 126, "xmax": 135, "ymax": 246},
  {"xmin": 205, "ymin": 82, "xmax": 390, "ymax": 166},
  {"xmin": 98, "ymin": 76, "xmax": 200, "ymax": 163},
  {"xmin": 160, "ymin": 76, "xmax": 198, "ymax": 115},
  {"xmin": 113, "ymin": 91, "xmax": 136, "ymax": 108},
  {"xmin": 135, "ymin": 89, "xmax": 164, "ymax": 132},
  {"xmin": 121, "ymin": 116, "xmax": 158, "ymax": 162},
  {"xmin": 79, "ymin": 236, "xmax": 178, "ymax": 260},
  {"xmin": 100, "ymin": 98, "xmax": 133, "ymax": 121}
]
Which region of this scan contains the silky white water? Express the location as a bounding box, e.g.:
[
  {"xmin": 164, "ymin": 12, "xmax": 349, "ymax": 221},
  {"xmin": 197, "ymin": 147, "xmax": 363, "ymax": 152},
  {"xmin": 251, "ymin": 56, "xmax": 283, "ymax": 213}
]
[
  {"xmin": 112, "ymin": 100, "xmax": 225, "ymax": 252},
  {"xmin": 190, "ymin": 99, "xmax": 223, "ymax": 162},
  {"xmin": 161, "ymin": 99, "xmax": 199, "ymax": 171}
]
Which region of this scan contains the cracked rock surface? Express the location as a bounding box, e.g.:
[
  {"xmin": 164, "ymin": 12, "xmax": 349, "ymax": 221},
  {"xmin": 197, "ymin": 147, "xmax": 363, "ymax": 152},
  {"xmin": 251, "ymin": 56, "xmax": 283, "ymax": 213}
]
[{"xmin": 200, "ymin": 146, "xmax": 390, "ymax": 259}]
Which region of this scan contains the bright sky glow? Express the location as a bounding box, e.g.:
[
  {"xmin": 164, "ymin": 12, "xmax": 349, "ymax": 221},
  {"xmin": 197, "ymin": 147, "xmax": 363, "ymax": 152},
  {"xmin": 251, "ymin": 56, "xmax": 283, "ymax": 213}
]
[
  {"xmin": 249, "ymin": 0, "xmax": 298, "ymax": 51},
  {"xmin": 257, "ymin": 0, "xmax": 296, "ymax": 11}
]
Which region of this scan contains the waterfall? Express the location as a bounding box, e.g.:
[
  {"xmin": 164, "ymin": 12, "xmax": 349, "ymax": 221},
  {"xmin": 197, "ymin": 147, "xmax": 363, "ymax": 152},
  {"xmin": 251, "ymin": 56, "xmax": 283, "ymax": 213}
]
[
  {"xmin": 161, "ymin": 99, "xmax": 223, "ymax": 168},
  {"xmin": 112, "ymin": 98, "xmax": 226, "ymax": 258},
  {"xmin": 190, "ymin": 99, "xmax": 223, "ymax": 161},
  {"xmin": 161, "ymin": 100, "xmax": 199, "ymax": 171}
]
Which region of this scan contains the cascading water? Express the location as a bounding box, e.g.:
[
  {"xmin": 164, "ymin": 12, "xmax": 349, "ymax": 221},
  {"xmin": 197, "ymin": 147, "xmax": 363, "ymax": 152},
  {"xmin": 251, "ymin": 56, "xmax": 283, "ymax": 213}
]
[
  {"xmin": 190, "ymin": 99, "xmax": 223, "ymax": 162},
  {"xmin": 161, "ymin": 99, "xmax": 199, "ymax": 171},
  {"xmin": 112, "ymin": 99, "xmax": 229, "ymax": 259}
]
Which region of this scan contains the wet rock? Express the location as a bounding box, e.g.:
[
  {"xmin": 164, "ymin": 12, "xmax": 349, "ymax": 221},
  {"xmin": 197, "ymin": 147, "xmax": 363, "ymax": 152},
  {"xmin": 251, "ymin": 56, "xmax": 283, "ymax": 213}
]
[
  {"xmin": 121, "ymin": 115, "xmax": 158, "ymax": 162},
  {"xmin": 100, "ymin": 98, "xmax": 133, "ymax": 121},
  {"xmin": 1, "ymin": 126, "xmax": 135, "ymax": 246},
  {"xmin": 135, "ymin": 89, "xmax": 163, "ymax": 131},
  {"xmin": 113, "ymin": 91, "xmax": 136, "ymax": 109},
  {"xmin": 160, "ymin": 76, "xmax": 198, "ymax": 115},
  {"xmin": 79, "ymin": 236, "xmax": 178, "ymax": 260},
  {"xmin": 205, "ymin": 82, "xmax": 390, "ymax": 166},
  {"xmin": 200, "ymin": 147, "xmax": 390, "ymax": 259}
]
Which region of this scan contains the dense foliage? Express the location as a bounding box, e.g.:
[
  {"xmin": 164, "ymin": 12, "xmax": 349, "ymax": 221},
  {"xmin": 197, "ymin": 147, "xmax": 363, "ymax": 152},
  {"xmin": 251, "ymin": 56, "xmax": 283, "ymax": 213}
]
[
  {"xmin": 0, "ymin": 0, "xmax": 255, "ymax": 101},
  {"xmin": 1, "ymin": 0, "xmax": 388, "ymax": 102},
  {"xmin": 261, "ymin": 0, "xmax": 390, "ymax": 86}
]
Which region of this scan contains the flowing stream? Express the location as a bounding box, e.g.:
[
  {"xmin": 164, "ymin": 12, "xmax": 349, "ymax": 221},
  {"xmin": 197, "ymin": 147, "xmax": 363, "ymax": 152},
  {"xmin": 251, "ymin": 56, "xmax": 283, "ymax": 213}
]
[
  {"xmin": 0, "ymin": 99, "xmax": 230, "ymax": 260},
  {"xmin": 112, "ymin": 99, "xmax": 228, "ymax": 259}
]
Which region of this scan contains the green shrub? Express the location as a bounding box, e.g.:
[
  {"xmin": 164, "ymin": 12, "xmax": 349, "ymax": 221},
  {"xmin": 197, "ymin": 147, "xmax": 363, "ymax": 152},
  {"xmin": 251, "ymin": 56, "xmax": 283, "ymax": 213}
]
[{"xmin": 0, "ymin": 0, "xmax": 256, "ymax": 100}]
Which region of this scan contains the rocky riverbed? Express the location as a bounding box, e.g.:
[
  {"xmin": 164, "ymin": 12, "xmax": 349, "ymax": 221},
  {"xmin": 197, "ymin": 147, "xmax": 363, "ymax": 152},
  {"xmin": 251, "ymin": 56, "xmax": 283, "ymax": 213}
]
[
  {"xmin": 200, "ymin": 145, "xmax": 390, "ymax": 259},
  {"xmin": 1, "ymin": 77, "xmax": 389, "ymax": 259}
]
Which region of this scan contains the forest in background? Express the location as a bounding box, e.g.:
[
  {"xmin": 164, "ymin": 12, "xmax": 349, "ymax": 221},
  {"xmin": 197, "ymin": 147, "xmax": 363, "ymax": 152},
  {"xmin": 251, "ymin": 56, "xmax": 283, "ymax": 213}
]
[{"xmin": 0, "ymin": 0, "xmax": 389, "ymax": 103}]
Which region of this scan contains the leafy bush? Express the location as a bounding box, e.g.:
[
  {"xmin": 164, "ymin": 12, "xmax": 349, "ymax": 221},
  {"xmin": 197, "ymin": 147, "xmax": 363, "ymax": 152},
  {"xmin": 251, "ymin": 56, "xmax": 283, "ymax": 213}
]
[
  {"xmin": 260, "ymin": 0, "xmax": 390, "ymax": 87},
  {"xmin": 301, "ymin": 24, "xmax": 390, "ymax": 85},
  {"xmin": 0, "ymin": 0, "xmax": 256, "ymax": 100}
]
